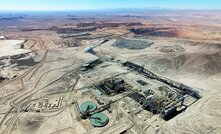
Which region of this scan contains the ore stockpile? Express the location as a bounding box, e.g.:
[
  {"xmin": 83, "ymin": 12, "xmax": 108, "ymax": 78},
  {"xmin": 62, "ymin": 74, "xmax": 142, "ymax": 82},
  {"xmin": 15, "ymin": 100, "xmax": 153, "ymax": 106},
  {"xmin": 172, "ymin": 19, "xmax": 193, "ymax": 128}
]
[{"xmin": 112, "ymin": 38, "xmax": 154, "ymax": 50}]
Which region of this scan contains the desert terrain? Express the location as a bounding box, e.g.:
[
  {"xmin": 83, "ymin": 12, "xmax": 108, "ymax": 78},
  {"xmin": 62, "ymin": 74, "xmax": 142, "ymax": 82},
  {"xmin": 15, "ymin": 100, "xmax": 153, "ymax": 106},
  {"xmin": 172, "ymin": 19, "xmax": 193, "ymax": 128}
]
[{"xmin": 0, "ymin": 10, "xmax": 221, "ymax": 134}]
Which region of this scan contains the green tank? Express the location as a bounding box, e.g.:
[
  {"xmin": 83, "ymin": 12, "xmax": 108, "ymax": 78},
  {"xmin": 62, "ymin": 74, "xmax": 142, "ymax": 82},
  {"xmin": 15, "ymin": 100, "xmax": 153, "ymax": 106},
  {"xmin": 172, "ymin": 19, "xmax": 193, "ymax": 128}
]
[
  {"xmin": 80, "ymin": 101, "xmax": 97, "ymax": 114},
  {"xmin": 89, "ymin": 113, "xmax": 109, "ymax": 127}
]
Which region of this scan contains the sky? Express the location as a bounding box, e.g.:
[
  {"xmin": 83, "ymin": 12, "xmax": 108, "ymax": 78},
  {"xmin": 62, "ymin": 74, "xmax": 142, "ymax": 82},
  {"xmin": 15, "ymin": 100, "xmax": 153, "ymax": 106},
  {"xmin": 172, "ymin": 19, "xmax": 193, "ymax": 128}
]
[{"xmin": 0, "ymin": 0, "xmax": 221, "ymax": 11}]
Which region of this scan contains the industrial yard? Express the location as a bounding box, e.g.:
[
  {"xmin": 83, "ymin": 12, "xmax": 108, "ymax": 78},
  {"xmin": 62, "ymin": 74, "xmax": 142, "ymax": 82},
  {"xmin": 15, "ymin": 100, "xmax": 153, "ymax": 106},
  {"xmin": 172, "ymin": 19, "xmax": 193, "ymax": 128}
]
[{"xmin": 0, "ymin": 9, "xmax": 221, "ymax": 134}]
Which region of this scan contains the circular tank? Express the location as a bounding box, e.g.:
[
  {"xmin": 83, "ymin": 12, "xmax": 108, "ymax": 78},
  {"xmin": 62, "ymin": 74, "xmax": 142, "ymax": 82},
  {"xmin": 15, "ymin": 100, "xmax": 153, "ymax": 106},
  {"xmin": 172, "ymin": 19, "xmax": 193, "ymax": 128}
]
[
  {"xmin": 80, "ymin": 101, "xmax": 97, "ymax": 114},
  {"xmin": 84, "ymin": 47, "xmax": 94, "ymax": 53},
  {"xmin": 89, "ymin": 113, "xmax": 109, "ymax": 127}
]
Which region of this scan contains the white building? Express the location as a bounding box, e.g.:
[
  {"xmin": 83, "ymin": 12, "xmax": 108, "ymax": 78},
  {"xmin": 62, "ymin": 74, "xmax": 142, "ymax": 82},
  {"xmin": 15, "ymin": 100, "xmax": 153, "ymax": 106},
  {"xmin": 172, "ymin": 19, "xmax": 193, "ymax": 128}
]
[{"xmin": 0, "ymin": 35, "xmax": 5, "ymax": 40}]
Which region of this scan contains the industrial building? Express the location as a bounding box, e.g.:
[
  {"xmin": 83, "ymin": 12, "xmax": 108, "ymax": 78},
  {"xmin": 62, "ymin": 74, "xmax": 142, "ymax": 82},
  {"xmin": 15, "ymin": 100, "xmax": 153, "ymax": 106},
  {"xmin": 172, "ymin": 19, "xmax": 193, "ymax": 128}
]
[
  {"xmin": 98, "ymin": 78, "xmax": 131, "ymax": 95},
  {"xmin": 121, "ymin": 61, "xmax": 200, "ymax": 120}
]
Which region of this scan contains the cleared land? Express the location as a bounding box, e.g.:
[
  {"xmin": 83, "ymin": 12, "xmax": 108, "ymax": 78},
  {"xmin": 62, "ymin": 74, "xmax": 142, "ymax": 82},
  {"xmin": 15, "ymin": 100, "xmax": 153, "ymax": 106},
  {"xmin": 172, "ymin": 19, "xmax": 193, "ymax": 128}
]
[
  {"xmin": 0, "ymin": 40, "xmax": 31, "ymax": 57},
  {"xmin": 0, "ymin": 10, "xmax": 221, "ymax": 134}
]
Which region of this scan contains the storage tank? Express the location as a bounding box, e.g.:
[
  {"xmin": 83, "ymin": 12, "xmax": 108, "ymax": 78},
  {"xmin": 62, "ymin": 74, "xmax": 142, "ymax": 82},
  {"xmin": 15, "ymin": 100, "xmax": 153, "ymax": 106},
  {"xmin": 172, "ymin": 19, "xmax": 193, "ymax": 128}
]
[
  {"xmin": 80, "ymin": 101, "xmax": 97, "ymax": 114},
  {"xmin": 84, "ymin": 47, "xmax": 94, "ymax": 53},
  {"xmin": 89, "ymin": 113, "xmax": 109, "ymax": 127}
]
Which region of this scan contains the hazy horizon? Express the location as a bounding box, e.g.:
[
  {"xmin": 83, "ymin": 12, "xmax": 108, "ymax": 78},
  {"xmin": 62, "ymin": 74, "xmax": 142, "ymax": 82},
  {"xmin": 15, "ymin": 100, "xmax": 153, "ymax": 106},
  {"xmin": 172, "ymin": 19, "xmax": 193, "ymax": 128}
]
[{"xmin": 0, "ymin": 0, "xmax": 221, "ymax": 11}]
